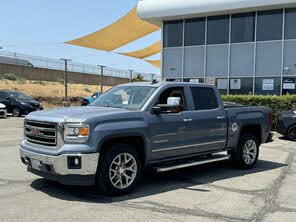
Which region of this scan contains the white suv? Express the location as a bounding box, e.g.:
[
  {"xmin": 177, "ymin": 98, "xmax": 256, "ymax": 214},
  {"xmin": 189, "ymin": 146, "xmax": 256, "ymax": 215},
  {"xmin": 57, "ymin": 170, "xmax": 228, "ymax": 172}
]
[{"xmin": 0, "ymin": 103, "xmax": 7, "ymax": 118}]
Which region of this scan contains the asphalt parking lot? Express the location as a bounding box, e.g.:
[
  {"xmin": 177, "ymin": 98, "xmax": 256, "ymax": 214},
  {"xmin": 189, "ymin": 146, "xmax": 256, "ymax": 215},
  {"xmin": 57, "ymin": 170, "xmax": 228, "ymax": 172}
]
[{"xmin": 0, "ymin": 117, "xmax": 295, "ymax": 222}]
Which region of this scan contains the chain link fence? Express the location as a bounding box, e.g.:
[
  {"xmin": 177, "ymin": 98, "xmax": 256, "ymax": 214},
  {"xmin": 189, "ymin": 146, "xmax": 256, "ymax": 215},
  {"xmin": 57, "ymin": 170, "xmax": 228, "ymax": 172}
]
[{"xmin": 0, "ymin": 51, "xmax": 158, "ymax": 81}]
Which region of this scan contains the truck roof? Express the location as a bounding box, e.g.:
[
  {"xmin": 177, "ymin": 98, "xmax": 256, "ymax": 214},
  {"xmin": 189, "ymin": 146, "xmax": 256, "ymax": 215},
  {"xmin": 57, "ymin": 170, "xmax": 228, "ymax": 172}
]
[{"xmin": 120, "ymin": 81, "xmax": 214, "ymax": 88}]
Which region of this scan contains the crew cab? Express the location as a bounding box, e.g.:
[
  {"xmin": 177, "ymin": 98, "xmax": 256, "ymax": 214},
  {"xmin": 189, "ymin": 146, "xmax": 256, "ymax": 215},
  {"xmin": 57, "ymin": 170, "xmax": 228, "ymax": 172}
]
[{"xmin": 20, "ymin": 82, "xmax": 272, "ymax": 195}]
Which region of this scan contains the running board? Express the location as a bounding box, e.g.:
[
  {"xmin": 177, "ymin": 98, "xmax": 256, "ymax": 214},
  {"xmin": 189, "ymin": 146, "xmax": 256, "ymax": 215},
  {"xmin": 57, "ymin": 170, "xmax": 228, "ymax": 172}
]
[{"xmin": 155, "ymin": 154, "xmax": 230, "ymax": 173}]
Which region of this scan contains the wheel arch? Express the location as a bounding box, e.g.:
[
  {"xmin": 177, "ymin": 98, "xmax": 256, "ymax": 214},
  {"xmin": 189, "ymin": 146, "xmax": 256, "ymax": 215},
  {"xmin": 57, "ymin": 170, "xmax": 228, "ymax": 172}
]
[
  {"xmin": 239, "ymin": 124, "xmax": 262, "ymax": 145},
  {"xmin": 97, "ymin": 133, "xmax": 149, "ymax": 167}
]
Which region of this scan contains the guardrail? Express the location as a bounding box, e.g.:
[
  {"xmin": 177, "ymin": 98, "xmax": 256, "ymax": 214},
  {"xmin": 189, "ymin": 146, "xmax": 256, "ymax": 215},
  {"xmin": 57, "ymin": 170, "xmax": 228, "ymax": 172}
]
[{"xmin": 0, "ymin": 51, "xmax": 158, "ymax": 81}]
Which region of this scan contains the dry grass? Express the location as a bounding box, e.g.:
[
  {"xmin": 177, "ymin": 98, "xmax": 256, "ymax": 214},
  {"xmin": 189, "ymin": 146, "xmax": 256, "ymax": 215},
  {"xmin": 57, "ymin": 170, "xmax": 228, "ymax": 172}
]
[
  {"xmin": 0, "ymin": 80, "xmax": 112, "ymax": 109},
  {"xmin": 0, "ymin": 80, "xmax": 111, "ymax": 98}
]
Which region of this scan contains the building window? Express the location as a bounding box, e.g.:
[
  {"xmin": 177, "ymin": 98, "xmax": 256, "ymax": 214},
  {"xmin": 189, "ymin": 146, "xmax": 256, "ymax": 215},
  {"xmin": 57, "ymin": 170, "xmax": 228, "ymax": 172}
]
[
  {"xmin": 231, "ymin": 12, "xmax": 255, "ymax": 43},
  {"xmin": 285, "ymin": 8, "xmax": 296, "ymax": 40},
  {"xmin": 163, "ymin": 48, "xmax": 183, "ymax": 78},
  {"xmin": 216, "ymin": 78, "xmax": 228, "ymax": 95},
  {"xmin": 163, "ymin": 20, "xmax": 184, "ymax": 47},
  {"xmin": 255, "ymin": 77, "xmax": 281, "ymax": 95},
  {"xmin": 184, "ymin": 47, "xmax": 205, "ymax": 78},
  {"xmin": 183, "ymin": 78, "xmax": 204, "ymax": 83},
  {"xmin": 207, "ymin": 15, "xmax": 230, "ymax": 45},
  {"xmin": 282, "ymin": 77, "xmax": 296, "ymax": 95},
  {"xmin": 229, "ymin": 78, "xmax": 253, "ymax": 95},
  {"xmin": 257, "ymin": 10, "xmax": 283, "ymax": 41},
  {"xmin": 185, "ymin": 18, "xmax": 206, "ymax": 46},
  {"xmin": 190, "ymin": 87, "xmax": 219, "ymax": 110}
]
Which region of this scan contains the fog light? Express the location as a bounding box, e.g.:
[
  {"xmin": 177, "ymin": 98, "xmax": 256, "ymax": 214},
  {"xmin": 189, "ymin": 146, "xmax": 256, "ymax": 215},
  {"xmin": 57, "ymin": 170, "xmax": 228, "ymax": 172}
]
[
  {"xmin": 74, "ymin": 158, "xmax": 79, "ymax": 165},
  {"xmin": 67, "ymin": 156, "xmax": 81, "ymax": 169}
]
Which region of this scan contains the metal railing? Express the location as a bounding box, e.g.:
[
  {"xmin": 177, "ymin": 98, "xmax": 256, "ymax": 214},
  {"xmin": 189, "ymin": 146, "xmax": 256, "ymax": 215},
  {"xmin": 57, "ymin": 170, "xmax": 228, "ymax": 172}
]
[{"xmin": 0, "ymin": 51, "xmax": 158, "ymax": 81}]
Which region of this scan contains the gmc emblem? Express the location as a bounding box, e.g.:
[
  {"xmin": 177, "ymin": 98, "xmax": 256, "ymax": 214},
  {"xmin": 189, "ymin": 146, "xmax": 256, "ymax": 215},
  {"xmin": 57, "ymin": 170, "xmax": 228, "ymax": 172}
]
[{"xmin": 30, "ymin": 128, "xmax": 43, "ymax": 136}]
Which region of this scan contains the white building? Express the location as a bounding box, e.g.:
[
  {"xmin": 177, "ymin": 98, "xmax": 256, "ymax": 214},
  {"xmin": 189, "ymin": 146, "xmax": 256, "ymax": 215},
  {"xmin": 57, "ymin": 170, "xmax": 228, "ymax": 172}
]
[{"xmin": 138, "ymin": 0, "xmax": 296, "ymax": 95}]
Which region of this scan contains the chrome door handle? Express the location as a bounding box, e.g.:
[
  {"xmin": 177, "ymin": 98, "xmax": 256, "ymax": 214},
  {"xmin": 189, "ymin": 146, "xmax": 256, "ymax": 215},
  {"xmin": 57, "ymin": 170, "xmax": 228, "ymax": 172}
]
[
  {"xmin": 183, "ymin": 118, "xmax": 192, "ymax": 122},
  {"xmin": 217, "ymin": 116, "xmax": 226, "ymax": 120}
]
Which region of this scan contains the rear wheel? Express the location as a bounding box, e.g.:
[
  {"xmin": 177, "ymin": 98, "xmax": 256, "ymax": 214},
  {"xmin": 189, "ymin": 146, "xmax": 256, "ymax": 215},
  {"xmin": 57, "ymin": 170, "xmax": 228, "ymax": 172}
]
[
  {"xmin": 231, "ymin": 133, "xmax": 259, "ymax": 169},
  {"xmin": 12, "ymin": 107, "xmax": 21, "ymax": 117},
  {"xmin": 96, "ymin": 144, "xmax": 141, "ymax": 196},
  {"xmin": 287, "ymin": 125, "xmax": 296, "ymax": 141}
]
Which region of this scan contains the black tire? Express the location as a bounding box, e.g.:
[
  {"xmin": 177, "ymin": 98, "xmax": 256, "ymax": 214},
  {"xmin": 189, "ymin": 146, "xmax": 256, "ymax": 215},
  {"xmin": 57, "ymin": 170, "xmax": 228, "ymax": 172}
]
[
  {"xmin": 231, "ymin": 133, "xmax": 260, "ymax": 169},
  {"xmin": 12, "ymin": 107, "xmax": 21, "ymax": 117},
  {"xmin": 96, "ymin": 144, "xmax": 142, "ymax": 196},
  {"xmin": 287, "ymin": 125, "xmax": 296, "ymax": 141}
]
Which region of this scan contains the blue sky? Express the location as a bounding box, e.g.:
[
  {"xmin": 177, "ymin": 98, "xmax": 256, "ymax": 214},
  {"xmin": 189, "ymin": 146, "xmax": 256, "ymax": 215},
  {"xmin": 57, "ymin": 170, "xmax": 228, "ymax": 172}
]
[{"xmin": 0, "ymin": 0, "xmax": 160, "ymax": 74}]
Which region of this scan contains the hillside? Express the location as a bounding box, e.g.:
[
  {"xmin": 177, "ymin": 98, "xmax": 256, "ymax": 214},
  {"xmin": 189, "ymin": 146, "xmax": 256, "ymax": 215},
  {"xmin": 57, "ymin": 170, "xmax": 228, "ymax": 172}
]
[{"xmin": 0, "ymin": 79, "xmax": 111, "ymax": 108}]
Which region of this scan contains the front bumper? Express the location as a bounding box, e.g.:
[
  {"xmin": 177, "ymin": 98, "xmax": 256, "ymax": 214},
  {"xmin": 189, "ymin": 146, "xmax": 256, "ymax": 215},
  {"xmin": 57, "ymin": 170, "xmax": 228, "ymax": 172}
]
[
  {"xmin": 0, "ymin": 109, "xmax": 7, "ymax": 118},
  {"xmin": 20, "ymin": 148, "xmax": 99, "ymax": 186}
]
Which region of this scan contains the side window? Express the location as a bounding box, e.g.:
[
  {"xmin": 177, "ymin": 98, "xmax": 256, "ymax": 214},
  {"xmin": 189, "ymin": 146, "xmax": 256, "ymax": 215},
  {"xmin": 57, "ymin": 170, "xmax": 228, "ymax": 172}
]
[
  {"xmin": 190, "ymin": 87, "xmax": 219, "ymax": 110},
  {"xmin": 0, "ymin": 92, "xmax": 8, "ymax": 100},
  {"xmin": 156, "ymin": 87, "xmax": 186, "ymax": 111}
]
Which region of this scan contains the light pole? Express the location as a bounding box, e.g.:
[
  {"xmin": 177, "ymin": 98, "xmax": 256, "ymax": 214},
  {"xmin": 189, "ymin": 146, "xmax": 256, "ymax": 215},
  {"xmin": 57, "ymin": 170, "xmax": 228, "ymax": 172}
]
[
  {"xmin": 129, "ymin": 70, "xmax": 133, "ymax": 83},
  {"xmin": 60, "ymin": 58, "xmax": 71, "ymax": 106},
  {"xmin": 98, "ymin": 65, "xmax": 105, "ymax": 93},
  {"xmin": 151, "ymin": 73, "xmax": 155, "ymax": 81}
]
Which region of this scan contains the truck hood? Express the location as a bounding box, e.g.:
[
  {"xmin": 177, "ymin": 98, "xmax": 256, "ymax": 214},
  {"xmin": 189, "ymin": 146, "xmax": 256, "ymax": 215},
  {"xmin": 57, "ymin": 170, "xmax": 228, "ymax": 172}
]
[{"xmin": 26, "ymin": 106, "xmax": 129, "ymax": 122}]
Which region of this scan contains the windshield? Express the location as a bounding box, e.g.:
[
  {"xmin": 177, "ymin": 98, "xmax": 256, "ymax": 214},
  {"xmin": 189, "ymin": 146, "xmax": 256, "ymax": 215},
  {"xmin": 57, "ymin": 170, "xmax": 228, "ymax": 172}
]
[
  {"xmin": 10, "ymin": 92, "xmax": 33, "ymax": 100},
  {"xmin": 90, "ymin": 85, "xmax": 157, "ymax": 111}
]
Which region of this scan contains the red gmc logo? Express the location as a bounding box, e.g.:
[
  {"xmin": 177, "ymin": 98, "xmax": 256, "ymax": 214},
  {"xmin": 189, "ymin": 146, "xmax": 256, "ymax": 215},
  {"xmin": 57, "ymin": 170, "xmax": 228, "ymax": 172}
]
[{"xmin": 30, "ymin": 128, "xmax": 42, "ymax": 136}]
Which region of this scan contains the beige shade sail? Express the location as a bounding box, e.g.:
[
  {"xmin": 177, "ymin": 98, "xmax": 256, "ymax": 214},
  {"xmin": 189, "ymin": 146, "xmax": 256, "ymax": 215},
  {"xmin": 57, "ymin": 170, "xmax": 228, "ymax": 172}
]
[
  {"xmin": 145, "ymin": 59, "xmax": 161, "ymax": 68},
  {"xmin": 119, "ymin": 41, "xmax": 161, "ymax": 59},
  {"xmin": 66, "ymin": 7, "xmax": 159, "ymax": 51}
]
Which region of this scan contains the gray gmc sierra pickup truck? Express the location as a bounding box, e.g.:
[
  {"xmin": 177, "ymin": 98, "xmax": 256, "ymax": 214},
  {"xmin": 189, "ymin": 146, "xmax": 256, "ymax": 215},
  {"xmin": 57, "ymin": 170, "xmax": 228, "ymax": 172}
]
[{"xmin": 20, "ymin": 82, "xmax": 272, "ymax": 195}]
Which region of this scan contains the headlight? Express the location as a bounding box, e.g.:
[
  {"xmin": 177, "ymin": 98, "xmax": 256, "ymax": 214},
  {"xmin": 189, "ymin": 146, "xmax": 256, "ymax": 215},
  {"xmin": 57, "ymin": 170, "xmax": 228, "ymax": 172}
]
[{"xmin": 64, "ymin": 124, "xmax": 90, "ymax": 143}]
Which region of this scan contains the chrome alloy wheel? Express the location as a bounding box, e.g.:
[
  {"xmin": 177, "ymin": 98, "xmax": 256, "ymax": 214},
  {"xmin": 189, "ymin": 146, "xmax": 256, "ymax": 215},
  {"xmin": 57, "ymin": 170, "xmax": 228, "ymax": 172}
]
[
  {"xmin": 109, "ymin": 153, "xmax": 137, "ymax": 189},
  {"xmin": 243, "ymin": 140, "xmax": 257, "ymax": 165}
]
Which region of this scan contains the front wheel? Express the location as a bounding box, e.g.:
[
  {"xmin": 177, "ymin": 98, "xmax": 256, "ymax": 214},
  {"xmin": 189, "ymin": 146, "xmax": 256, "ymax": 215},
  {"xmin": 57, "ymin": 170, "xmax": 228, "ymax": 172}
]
[
  {"xmin": 96, "ymin": 144, "xmax": 141, "ymax": 196},
  {"xmin": 231, "ymin": 133, "xmax": 259, "ymax": 169},
  {"xmin": 12, "ymin": 107, "xmax": 21, "ymax": 117},
  {"xmin": 287, "ymin": 125, "xmax": 296, "ymax": 141}
]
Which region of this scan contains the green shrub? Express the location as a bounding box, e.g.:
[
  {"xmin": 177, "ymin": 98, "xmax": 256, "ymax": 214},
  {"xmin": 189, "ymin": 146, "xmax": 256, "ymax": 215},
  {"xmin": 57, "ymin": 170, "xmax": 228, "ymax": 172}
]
[
  {"xmin": 222, "ymin": 95, "xmax": 296, "ymax": 128},
  {"xmin": 56, "ymin": 78, "xmax": 65, "ymax": 85},
  {"xmin": 2, "ymin": 73, "xmax": 19, "ymax": 81}
]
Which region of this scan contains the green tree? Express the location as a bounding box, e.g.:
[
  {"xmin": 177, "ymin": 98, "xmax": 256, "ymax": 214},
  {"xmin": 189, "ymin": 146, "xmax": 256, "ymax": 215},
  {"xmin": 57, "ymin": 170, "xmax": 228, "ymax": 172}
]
[{"xmin": 132, "ymin": 74, "xmax": 144, "ymax": 82}]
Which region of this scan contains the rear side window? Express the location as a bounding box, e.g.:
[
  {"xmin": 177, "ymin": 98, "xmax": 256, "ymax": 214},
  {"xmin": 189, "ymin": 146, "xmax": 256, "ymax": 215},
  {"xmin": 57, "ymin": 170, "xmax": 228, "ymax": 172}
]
[
  {"xmin": 190, "ymin": 87, "xmax": 219, "ymax": 110},
  {"xmin": 0, "ymin": 92, "xmax": 8, "ymax": 100}
]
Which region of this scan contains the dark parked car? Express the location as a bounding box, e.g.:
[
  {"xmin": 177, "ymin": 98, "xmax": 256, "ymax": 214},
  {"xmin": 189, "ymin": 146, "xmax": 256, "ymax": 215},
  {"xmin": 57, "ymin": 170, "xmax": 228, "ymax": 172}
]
[
  {"xmin": 0, "ymin": 90, "xmax": 43, "ymax": 117},
  {"xmin": 276, "ymin": 109, "xmax": 296, "ymax": 141}
]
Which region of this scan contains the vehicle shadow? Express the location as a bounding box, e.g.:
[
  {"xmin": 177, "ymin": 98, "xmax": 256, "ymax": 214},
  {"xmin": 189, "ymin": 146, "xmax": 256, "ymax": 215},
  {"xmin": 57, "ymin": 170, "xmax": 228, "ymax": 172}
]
[
  {"xmin": 278, "ymin": 136, "xmax": 295, "ymax": 142},
  {"xmin": 30, "ymin": 159, "xmax": 286, "ymax": 203}
]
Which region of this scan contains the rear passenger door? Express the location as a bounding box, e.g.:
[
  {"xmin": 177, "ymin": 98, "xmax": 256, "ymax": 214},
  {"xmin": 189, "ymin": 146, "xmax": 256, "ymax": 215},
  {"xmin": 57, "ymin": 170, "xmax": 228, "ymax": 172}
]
[{"xmin": 185, "ymin": 87, "xmax": 227, "ymax": 153}]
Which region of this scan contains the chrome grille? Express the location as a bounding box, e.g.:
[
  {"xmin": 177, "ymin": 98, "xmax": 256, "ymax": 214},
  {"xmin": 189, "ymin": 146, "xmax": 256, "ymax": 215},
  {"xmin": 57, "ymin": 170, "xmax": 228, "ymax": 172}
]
[{"xmin": 25, "ymin": 120, "xmax": 57, "ymax": 147}]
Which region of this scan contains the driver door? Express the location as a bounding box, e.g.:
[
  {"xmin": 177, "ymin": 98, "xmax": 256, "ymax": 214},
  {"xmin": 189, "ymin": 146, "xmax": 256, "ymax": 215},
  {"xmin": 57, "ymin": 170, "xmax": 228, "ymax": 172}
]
[{"xmin": 149, "ymin": 87, "xmax": 190, "ymax": 161}]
